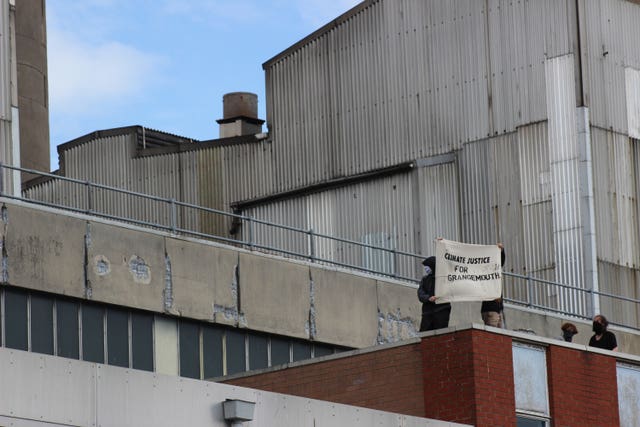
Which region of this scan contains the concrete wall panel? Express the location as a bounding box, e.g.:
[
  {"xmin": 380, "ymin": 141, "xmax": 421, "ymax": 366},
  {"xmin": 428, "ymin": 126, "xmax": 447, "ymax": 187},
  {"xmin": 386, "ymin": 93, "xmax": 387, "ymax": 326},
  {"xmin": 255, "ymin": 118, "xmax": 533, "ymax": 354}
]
[
  {"xmin": 86, "ymin": 221, "xmax": 165, "ymax": 312},
  {"xmin": 239, "ymin": 253, "xmax": 310, "ymax": 338},
  {"xmin": 166, "ymin": 237, "xmax": 238, "ymax": 324},
  {"xmin": 375, "ymin": 280, "xmax": 421, "ymax": 343},
  {"xmin": 311, "ymin": 267, "xmax": 378, "ymax": 348},
  {"xmin": 3, "ymin": 203, "xmax": 84, "ymax": 297}
]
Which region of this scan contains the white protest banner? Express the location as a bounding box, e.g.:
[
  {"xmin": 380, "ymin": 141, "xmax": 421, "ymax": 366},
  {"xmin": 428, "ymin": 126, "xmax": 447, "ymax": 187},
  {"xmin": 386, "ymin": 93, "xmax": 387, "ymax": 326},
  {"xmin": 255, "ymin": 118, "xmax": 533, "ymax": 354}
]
[{"xmin": 434, "ymin": 239, "xmax": 502, "ymax": 303}]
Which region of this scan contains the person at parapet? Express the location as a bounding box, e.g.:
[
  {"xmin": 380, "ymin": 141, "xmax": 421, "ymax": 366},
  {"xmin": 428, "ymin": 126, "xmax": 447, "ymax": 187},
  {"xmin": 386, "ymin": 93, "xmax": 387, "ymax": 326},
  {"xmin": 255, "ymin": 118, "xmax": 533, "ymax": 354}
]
[
  {"xmin": 480, "ymin": 243, "xmax": 506, "ymax": 328},
  {"xmin": 418, "ymin": 256, "xmax": 452, "ymax": 331},
  {"xmin": 559, "ymin": 322, "xmax": 578, "ymax": 342},
  {"xmin": 588, "ymin": 314, "xmax": 618, "ymax": 351}
]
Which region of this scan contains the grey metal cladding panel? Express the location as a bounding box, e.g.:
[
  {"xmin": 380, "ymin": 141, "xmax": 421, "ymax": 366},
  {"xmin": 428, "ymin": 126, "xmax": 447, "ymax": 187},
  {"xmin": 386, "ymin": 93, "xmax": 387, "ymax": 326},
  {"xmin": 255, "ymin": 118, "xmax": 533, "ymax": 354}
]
[
  {"xmin": 0, "ymin": 2, "xmax": 9, "ymax": 118},
  {"xmin": 265, "ymin": 0, "xmax": 576, "ymax": 194},
  {"xmin": 583, "ymin": 0, "xmax": 640, "ymax": 133},
  {"xmin": 491, "ymin": 132, "xmax": 526, "ymax": 274},
  {"xmin": 417, "ymin": 162, "xmax": 460, "ymax": 253},
  {"xmin": 518, "ymin": 121, "xmax": 550, "ymax": 206},
  {"xmin": 597, "ymin": 261, "xmax": 640, "ymax": 328},
  {"xmin": 222, "ymin": 141, "xmax": 274, "ymax": 204},
  {"xmin": 522, "ymin": 201, "xmax": 554, "ymax": 274},
  {"xmin": 459, "ymin": 140, "xmax": 494, "ymax": 244},
  {"xmin": 591, "ymin": 128, "xmax": 639, "ymax": 268},
  {"xmin": 487, "ymin": 0, "xmax": 567, "ymax": 134}
]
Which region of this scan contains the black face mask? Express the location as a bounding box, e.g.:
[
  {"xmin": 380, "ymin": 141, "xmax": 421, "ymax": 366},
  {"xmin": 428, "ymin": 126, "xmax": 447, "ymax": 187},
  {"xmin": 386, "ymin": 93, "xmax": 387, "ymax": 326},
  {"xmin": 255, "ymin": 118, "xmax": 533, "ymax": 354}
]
[
  {"xmin": 562, "ymin": 331, "xmax": 575, "ymax": 342},
  {"xmin": 593, "ymin": 321, "xmax": 605, "ymax": 334}
]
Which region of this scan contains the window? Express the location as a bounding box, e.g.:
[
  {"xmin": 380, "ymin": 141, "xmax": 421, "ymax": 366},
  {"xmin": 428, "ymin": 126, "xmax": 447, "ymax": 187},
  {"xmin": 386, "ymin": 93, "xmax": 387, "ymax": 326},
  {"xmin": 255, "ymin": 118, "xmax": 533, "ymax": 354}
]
[
  {"xmin": 617, "ymin": 363, "xmax": 640, "ymax": 427},
  {"xmin": 82, "ymin": 304, "xmax": 105, "ymax": 363},
  {"xmin": 270, "ymin": 337, "xmax": 290, "ymax": 367},
  {"xmin": 203, "ymin": 326, "xmax": 223, "ymax": 378},
  {"xmin": 313, "ymin": 343, "xmax": 334, "ymax": 358},
  {"xmin": 5, "ymin": 288, "xmax": 28, "ymax": 351},
  {"xmin": 56, "ymin": 299, "xmax": 79, "ymax": 359},
  {"xmin": 132, "ymin": 312, "xmax": 153, "ymax": 371},
  {"xmin": 248, "ymin": 335, "xmax": 268, "ymax": 370},
  {"xmin": 31, "ymin": 294, "xmax": 54, "ymax": 355},
  {"xmin": 226, "ymin": 330, "xmax": 246, "ymax": 375},
  {"xmin": 107, "ymin": 308, "xmax": 129, "ymax": 367},
  {"xmin": 512, "ymin": 343, "xmax": 549, "ymax": 424},
  {"xmin": 179, "ymin": 321, "xmax": 200, "ymax": 379},
  {"xmin": 292, "ymin": 341, "xmax": 311, "ymax": 362},
  {"xmin": 516, "ymin": 416, "xmax": 548, "ymax": 427}
]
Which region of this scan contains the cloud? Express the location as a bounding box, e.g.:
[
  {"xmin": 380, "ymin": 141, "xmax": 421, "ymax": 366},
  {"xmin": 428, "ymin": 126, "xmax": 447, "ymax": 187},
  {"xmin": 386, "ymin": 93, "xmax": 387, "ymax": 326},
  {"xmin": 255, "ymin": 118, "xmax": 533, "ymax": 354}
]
[{"xmin": 47, "ymin": 27, "xmax": 164, "ymax": 116}]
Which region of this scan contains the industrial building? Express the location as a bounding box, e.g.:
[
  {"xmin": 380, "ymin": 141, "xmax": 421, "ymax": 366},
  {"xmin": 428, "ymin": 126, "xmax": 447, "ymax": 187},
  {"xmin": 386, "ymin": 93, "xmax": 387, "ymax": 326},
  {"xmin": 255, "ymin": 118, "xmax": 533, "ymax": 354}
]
[{"xmin": 2, "ymin": 0, "xmax": 640, "ymax": 426}]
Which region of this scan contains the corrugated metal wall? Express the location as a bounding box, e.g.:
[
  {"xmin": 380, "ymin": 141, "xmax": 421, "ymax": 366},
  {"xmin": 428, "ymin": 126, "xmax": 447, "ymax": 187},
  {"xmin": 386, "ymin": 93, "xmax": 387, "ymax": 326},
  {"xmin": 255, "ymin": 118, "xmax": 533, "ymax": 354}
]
[
  {"xmin": 583, "ymin": 0, "xmax": 640, "ymax": 135},
  {"xmin": 263, "ymin": 0, "xmax": 572, "ymax": 196}
]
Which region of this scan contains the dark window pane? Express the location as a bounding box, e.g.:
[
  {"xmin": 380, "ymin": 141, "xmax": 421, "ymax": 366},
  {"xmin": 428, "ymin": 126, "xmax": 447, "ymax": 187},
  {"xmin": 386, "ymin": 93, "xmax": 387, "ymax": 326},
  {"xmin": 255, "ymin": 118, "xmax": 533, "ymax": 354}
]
[
  {"xmin": 5, "ymin": 289, "xmax": 28, "ymax": 350},
  {"xmin": 270, "ymin": 337, "xmax": 290, "ymax": 367},
  {"xmin": 248, "ymin": 335, "xmax": 268, "ymax": 370},
  {"xmin": 56, "ymin": 300, "xmax": 79, "ymax": 359},
  {"xmin": 31, "ymin": 294, "xmax": 54, "ymax": 355},
  {"xmin": 516, "ymin": 417, "xmax": 546, "ymax": 427},
  {"xmin": 132, "ymin": 312, "xmax": 153, "ymax": 371},
  {"xmin": 292, "ymin": 341, "xmax": 312, "ymax": 362},
  {"xmin": 82, "ymin": 304, "xmax": 104, "ymax": 363},
  {"xmin": 107, "ymin": 308, "xmax": 129, "ymax": 367},
  {"xmin": 203, "ymin": 326, "xmax": 223, "ymax": 379},
  {"xmin": 313, "ymin": 344, "xmax": 334, "ymax": 358},
  {"xmin": 179, "ymin": 321, "xmax": 200, "ymax": 379},
  {"xmin": 225, "ymin": 330, "xmax": 246, "ymax": 375}
]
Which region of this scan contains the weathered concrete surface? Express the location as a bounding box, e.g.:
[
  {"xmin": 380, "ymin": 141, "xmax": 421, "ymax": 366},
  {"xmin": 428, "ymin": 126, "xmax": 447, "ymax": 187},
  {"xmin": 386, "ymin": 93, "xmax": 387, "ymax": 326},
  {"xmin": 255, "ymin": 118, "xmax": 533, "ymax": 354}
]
[
  {"xmin": 239, "ymin": 252, "xmax": 310, "ymax": 339},
  {"xmin": 166, "ymin": 237, "xmax": 237, "ymax": 324},
  {"xmin": 5, "ymin": 200, "xmax": 640, "ymax": 354},
  {"xmin": 2, "ymin": 203, "xmax": 85, "ymax": 297},
  {"xmin": 311, "ymin": 267, "xmax": 379, "ymax": 348},
  {"xmin": 87, "ymin": 221, "xmax": 165, "ymax": 312},
  {"xmin": 376, "ymin": 280, "xmax": 421, "ymax": 344}
]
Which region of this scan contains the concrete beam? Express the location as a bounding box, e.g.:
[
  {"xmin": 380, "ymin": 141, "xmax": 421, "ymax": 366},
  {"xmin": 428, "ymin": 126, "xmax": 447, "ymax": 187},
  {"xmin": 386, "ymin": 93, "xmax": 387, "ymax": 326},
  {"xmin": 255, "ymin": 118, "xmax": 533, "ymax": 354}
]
[{"xmin": 2, "ymin": 202, "xmax": 84, "ymax": 297}]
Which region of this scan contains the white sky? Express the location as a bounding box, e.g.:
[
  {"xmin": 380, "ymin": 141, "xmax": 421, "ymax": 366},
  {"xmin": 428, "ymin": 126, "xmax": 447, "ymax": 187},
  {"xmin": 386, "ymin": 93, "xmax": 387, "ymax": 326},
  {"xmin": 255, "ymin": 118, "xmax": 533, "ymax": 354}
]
[{"xmin": 46, "ymin": 0, "xmax": 361, "ymax": 169}]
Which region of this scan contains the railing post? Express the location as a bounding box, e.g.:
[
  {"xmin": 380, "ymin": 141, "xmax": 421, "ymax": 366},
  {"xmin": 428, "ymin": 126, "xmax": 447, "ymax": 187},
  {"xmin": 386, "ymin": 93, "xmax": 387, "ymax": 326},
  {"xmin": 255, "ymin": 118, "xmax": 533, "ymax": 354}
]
[
  {"xmin": 170, "ymin": 198, "xmax": 177, "ymax": 233},
  {"xmin": 86, "ymin": 181, "xmax": 93, "ymax": 214},
  {"xmin": 391, "ymin": 247, "xmax": 397, "ymax": 278},
  {"xmin": 526, "ymin": 274, "xmax": 532, "ymax": 308},
  {"xmin": 0, "ymin": 162, "xmax": 4, "ymax": 195},
  {"xmin": 308, "ymin": 228, "xmax": 315, "ymax": 262},
  {"xmin": 247, "ymin": 215, "xmax": 254, "ymax": 250}
]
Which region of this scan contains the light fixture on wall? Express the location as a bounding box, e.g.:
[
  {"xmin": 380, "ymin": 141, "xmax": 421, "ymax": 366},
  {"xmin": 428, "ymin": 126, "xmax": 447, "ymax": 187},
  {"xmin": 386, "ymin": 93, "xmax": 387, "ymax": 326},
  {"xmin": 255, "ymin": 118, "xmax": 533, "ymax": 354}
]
[{"xmin": 222, "ymin": 399, "xmax": 255, "ymax": 426}]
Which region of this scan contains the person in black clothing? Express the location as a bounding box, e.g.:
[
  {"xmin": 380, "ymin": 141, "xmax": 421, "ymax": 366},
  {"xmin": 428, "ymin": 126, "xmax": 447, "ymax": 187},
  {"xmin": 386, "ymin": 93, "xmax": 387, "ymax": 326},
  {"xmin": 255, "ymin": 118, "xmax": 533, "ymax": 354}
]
[
  {"xmin": 480, "ymin": 243, "xmax": 506, "ymax": 328},
  {"xmin": 588, "ymin": 314, "xmax": 618, "ymax": 351},
  {"xmin": 418, "ymin": 256, "xmax": 451, "ymax": 331}
]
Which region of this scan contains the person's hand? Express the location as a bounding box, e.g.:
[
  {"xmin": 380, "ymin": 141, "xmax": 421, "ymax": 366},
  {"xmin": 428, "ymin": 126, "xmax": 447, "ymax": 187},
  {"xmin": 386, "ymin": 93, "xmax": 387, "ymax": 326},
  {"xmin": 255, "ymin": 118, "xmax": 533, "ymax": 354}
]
[{"xmin": 429, "ymin": 296, "xmax": 437, "ymax": 302}]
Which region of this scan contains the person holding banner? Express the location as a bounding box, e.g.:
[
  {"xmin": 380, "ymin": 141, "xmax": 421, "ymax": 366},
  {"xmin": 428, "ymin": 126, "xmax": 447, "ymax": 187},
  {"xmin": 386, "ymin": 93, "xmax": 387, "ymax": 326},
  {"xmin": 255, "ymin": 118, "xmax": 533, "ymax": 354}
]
[
  {"xmin": 480, "ymin": 243, "xmax": 506, "ymax": 328},
  {"xmin": 418, "ymin": 256, "xmax": 452, "ymax": 331}
]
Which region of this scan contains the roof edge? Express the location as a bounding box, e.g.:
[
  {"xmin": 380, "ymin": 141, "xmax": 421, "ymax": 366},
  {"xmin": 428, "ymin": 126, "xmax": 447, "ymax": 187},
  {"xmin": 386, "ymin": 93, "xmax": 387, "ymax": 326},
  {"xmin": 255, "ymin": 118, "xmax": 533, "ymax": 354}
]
[{"xmin": 262, "ymin": 0, "xmax": 377, "ymax": 70}]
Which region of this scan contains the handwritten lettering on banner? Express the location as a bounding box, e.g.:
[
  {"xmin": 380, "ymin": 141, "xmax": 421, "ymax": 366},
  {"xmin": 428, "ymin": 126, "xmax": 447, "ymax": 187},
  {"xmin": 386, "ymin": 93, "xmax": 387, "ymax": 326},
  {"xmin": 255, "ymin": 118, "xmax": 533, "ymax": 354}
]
[{"xmin": 434, "ymin": 239, "xmax": 502, "ymax": 303}]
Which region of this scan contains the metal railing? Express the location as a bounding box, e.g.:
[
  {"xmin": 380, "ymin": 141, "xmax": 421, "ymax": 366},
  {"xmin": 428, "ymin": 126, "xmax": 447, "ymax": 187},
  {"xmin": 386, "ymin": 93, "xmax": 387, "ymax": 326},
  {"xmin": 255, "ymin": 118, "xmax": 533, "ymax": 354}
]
[{"xmin": 3, "ymin": 164, "xmax": 639, "ymax": 330}]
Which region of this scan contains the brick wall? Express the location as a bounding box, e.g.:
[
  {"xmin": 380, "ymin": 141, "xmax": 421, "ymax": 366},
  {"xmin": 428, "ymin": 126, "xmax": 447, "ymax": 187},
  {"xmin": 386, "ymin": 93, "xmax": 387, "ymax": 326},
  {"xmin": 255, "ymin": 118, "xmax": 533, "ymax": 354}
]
[
  {"xmin": 224, "ymin": 342, "xmax": 426, "ymax": 417},
  {"xmin": 421, "ymin": 329, "xmax": 516, "ymax": 426},
  {"xmin": 547, "ymin": 345, "xmax": 619, "ymax": 426}
]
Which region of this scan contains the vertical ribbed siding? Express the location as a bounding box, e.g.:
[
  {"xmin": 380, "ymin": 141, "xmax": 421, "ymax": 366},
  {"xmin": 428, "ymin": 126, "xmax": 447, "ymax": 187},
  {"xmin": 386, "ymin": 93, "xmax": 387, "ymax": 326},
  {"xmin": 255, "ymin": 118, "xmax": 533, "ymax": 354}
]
[
  {"xmin": 597, "ymin": 261, "xmax": 640, "ymax": 328},
  {"xmin": 242, "ymin": 172, "xmax": 421, "ymax": 279},
  {"xmin": 0, "ymin": 0, "xmax": 9, "ymax": 121},
  {"xmin": 416, "ymin": 162, "xmax": 460, "ymax": 256},
  {"xmin": 459, "ymin": 139, "xmax": 494, "ymax": 244},
  {"xmin": 583, "ymin": 0, "xmax": 640, "ymax": 133},
  {"xmin": 592, "ymin": 129, "xmax": 639, "ymax": 269},
  {"xmin": 545, "ymin": 54, "xmax": 588, "ymax": 315},
  {"xmin": 263, "ymin": 0, "xmax": 571, "ymax": 195},
  {"xmin": 518, "ymin": 122, "xmax": 554, "ymax": 274}
]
